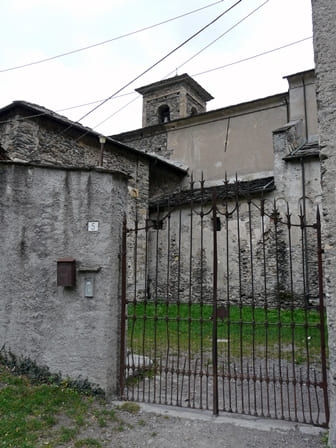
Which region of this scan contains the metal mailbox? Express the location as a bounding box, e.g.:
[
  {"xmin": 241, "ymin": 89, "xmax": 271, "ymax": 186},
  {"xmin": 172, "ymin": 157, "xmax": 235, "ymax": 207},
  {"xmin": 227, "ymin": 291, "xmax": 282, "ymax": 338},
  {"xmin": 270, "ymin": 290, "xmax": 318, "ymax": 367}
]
[{"xmin": 57, "ymin": 258, "xmax": 76, "ymax": 287}]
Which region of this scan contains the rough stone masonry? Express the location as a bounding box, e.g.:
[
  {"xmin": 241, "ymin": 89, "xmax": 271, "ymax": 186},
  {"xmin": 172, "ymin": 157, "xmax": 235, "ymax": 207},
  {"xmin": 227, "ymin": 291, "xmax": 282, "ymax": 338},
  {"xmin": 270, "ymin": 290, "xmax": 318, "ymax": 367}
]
[{"xmin": 311, "ymin": 0, "xmax": 336, "ymax": 445}]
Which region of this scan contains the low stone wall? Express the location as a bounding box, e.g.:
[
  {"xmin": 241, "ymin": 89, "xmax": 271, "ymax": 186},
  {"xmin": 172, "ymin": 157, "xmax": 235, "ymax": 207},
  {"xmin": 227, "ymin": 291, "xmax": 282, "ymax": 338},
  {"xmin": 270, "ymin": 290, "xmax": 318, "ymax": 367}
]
[{"xmin": 0, "ymin": 162, "xmax": 128, "ymax": 396}]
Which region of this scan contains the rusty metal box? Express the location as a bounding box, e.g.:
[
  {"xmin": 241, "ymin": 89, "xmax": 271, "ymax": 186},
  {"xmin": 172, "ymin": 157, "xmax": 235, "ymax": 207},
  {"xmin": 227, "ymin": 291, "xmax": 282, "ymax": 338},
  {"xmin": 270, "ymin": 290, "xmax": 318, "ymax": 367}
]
[{"xmin": 57, "ymin": 258, "xmax": 76, "ymax": 287}]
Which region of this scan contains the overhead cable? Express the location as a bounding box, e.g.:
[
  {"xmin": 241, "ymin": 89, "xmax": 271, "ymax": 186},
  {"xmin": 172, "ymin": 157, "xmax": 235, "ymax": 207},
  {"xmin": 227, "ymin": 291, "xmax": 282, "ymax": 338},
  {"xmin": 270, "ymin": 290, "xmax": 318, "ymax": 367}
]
[
  {"xmin": 92, "ymin": 0, "xmax": 271, "ymax": 131},
  {"xmin": 56, "ymin": 0, "xmax": 242, "ymax": 140},
  {"xmin": 166, "ymin": 0, "xmax": 271, "ymax": 78},
  {"xmin": 0, "ymin": 36, "xmax": 312, "ymax": 127},
  {"xmin": 193, "ymin": 36, "xmax": 313, "ymax": 76},
  {"xmin": 0, "ymin": 0, "xmax": 227, "ymax": 73}
]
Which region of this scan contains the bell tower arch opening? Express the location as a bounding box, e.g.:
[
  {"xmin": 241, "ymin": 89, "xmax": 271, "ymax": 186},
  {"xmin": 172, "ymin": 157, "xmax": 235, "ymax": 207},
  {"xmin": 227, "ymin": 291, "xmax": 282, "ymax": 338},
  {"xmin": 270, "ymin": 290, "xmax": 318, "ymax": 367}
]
[
  {"xmin": 135, "ymin": 74, "xmax": 213, "ymax": 127},
  {"xmin": 158, "ymin": 104, "xmax": 171, "ymax": 124}
]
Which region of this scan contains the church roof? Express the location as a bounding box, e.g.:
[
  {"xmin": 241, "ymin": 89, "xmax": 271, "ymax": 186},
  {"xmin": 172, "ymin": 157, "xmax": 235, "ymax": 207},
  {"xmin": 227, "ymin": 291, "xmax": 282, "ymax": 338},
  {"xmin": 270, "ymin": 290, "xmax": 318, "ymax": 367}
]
[{"xmin": 135, "ymin": 73, "xmax": 214, "ymax": 102}]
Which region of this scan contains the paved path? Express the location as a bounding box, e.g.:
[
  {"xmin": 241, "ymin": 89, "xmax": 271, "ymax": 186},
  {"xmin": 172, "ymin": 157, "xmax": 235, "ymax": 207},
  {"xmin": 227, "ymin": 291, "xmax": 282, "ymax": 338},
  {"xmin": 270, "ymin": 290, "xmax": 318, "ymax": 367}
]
[{"xmin": 110, "ymin": 401, "xmax": 327, "ymax": 448}]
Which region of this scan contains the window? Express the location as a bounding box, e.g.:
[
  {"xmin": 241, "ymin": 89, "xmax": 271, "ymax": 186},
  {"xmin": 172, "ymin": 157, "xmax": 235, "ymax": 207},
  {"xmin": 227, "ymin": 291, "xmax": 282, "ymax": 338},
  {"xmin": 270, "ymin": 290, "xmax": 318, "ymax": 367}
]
[
  {"xmin": 190, "ymin": 107, "xmax": 197, "ymax": 116},
  {"xmin": 158, "ymin": 104, "xmax": 170, "ymax": 124}
]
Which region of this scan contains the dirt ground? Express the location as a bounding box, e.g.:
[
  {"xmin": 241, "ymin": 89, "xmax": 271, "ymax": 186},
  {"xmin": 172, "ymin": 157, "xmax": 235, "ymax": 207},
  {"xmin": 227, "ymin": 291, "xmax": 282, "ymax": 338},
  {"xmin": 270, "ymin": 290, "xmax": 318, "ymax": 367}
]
[{"xmin": 78, "ymin": 401, "xmax": 328, "ymax": 448}]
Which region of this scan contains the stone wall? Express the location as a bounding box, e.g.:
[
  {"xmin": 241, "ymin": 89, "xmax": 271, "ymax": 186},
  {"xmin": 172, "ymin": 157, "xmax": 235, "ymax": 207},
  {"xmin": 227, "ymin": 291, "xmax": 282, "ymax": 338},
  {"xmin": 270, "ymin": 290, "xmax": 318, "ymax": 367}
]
[
  {"xmin": 0, "ymin": 112, "xmax": 150, "ymax": 227},
  {"xmin": 0, "ymin": 162, "xmax": 128, "ymax": 396},
  {"xmin": 312, "ymin": 0, "xmax": 336, "ymax": 443},
  {"xmin": 142, "ymin": 194, "xmax": 319, "ymax": 308},
  {"xmin": 114, "ymin": 127, "xmax": 170, "ymax": 159}
]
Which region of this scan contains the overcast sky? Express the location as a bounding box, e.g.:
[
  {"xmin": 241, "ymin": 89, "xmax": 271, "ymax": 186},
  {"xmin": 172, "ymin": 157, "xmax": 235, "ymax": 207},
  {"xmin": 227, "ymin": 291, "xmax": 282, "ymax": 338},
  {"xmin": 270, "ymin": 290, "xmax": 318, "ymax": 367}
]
[{"xmin": 0, "ymin": 0, "xmax": 314, "ymax": 135}]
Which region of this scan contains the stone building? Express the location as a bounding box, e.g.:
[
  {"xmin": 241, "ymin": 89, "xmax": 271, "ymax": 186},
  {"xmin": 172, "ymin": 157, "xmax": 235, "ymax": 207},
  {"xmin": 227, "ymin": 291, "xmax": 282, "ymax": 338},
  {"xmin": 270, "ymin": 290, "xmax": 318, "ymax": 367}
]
[
  {"xmin": 113, "ymin": 69, "xmax": 322, "ymax": 306},
  {"xmin": 0, "ymin": 67, "xmax": 326, "ymax": 396},
  {"xmin": 0, "ymin": 100, "xmax": 186, "ymax": 393},
  {"xmin": 0, "ymin": 100, "xmax": 187, "ymax": 223}
]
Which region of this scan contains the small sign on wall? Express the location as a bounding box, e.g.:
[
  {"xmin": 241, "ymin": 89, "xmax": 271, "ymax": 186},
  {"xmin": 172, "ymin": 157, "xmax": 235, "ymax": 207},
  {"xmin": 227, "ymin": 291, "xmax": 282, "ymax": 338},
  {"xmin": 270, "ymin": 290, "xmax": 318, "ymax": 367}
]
[{"xmin": 88, "ymin": 221, "xmax": 99, "ymax": 232}]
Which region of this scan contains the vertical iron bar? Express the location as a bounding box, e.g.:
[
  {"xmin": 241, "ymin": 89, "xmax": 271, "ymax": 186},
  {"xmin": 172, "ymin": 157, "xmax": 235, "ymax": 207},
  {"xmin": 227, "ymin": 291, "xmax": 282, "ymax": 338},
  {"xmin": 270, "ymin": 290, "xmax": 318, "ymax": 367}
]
[
  {"xmin": 236, "ymin": 192, "xmax": 244, "ymax": 414},
  {"xmin": 225, "ymin": 179, "xmax": 232, "ymax": 413},
  {"xmin": 286, "ymin": 365, "xmax": 291, "ymax": 421},
  {"xmin": 300, "ymin": 207, "xmax": 313, "ymax": 423},
  {"xmin": 142, "ymin": 220, "xmax": 150, "ymax": 402},
  {"xmin": 313, "ymin": 369, "xmax": 321, "ymax": 425},
  {"xmin": 206, "ymin": 362, "xmax": 210, "ymax": 410},
  {"xmin": 212, "ymin": 191, "xmax": 219, "ymax": 415},
  {"xmin": 261, "ymin": 199, "xmax": 270, "ymax": 417},
  {"xmin": 286, "ymin": 204, "xmax": 298, "ymax": 422},
  {"xmin": 193, "ymin": 359, "xmax": 198, "ymax": 409},
  {"xmin": 176, "ymin": 207, "xmax": 182, "ymax": 405},
  {"xmin": 248, "ymin": 200, "xmax": 257, "ymax": 416},
  {"xmin": 170, "ymin": 359, "xmax": 174, "ymax": 405},
  {"xmin": 188, "ymin": 177, "xmax": 194, "ymax": 407},
  {"xmin": 119, "ymin": 214, "xmax": 127, "ymax": 398},
  {"xmin": 316, "ymin": 207, "xmax": 330, "ymax": 426},
  {"xmin": 222, "ymin": 361, "xmax": 226, "ymax": 410},
  {"xmin": 273, "ymin": 364, "xmax": 277, "ymax": 418},
  {"xmin": 200, "ymin": 174, "xmax": 205, "ymax": 409},
  {"xmin": 153, "ymin": 205, "xmax": 160, "ymax": 403},
  {"xmin": 246, "ymin": 361, "xmax": 251, "ymax": 415},
  {"xmin": 299, "ymin": 367, "xmax": 306, "ymax": 423},
  {"xmin": 260, "ymin": 364, "xmax": 264, "ymax": 417},
  {"xmin": 234, "ymin": 362, "xmax": 238, "ymax": 412},
  {"xmin": 273, "ymin": 202, "xmax": 284, "ymax": 419},
  {"xmin": 165, "ymin": 207, "xmax": 171, "ymax": 405}
]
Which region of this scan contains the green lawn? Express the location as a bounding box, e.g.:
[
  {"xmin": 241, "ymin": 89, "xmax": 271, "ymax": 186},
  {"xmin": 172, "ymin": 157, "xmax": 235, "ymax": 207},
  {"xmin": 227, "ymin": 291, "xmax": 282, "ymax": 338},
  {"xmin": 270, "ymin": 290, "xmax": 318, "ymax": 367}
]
[
  {"xmin": 0, "ymin": 362, "xmax": 139, "ymax": 448},
  {"xmin": 127, "ymin": 303, "xmax": 326, "ymax": 363}
]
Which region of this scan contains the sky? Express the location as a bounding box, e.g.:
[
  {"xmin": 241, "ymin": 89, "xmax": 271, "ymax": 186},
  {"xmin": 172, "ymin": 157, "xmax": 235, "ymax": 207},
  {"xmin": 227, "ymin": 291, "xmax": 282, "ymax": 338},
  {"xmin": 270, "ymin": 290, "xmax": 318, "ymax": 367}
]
[{"xmin": 0, "ymin": 0, "xmax": 314, "ymax": 135}]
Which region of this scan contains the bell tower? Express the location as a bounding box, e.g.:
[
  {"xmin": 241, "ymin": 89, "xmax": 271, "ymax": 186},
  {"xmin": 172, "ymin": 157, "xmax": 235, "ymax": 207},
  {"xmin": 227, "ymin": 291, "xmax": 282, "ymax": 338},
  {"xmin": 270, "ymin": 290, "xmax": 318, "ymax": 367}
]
[{"xmin": 135, "ymin": 73, "xmax": 213, "ymax": 127}]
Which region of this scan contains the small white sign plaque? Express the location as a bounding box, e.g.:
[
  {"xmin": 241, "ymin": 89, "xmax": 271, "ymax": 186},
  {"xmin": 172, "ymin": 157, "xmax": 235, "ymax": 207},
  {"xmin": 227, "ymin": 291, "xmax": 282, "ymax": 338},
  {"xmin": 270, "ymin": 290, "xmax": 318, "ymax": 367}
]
[{"xmin": 88, "ymin": 221, "xmax": 99, "ymax": 232}]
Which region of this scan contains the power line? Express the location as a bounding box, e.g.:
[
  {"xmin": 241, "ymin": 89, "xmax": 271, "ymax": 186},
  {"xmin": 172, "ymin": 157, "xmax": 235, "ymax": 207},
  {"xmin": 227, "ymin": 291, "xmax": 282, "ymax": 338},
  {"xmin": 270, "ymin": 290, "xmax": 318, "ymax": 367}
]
[
  {"xmin": 93, "ymin": 0, "xmax": 271, "ymax": 131},
  {"xmin": 87, "ymin": 96, "xmax": 140, "ymax": 133},
  {"xmin": 59, "ymin": 91, "xmax": 135, "ymax": 112},
  {"xmin": 0, "ymin": 36, "xmax": 312, "ymax": 127},
  {"xmin": 0, "ymin": 0, "xmax": 227, "ymax": 73},
  {"xmin": 57, "ymin": 0, "xmax": 242, "ymax": 141},
  {"xmin": 193, "ymin": 36, "xmax": 313, "ymax": 77},
  {"xmin": 91, "ymin": 0, "xmax": 271, "ymax": 131},
  {"xmin": 167, "ymin": 0, "xmax": 271, "ymax": 78},
  {"xmin": 0, "ymin": 92, "xmax": 137, "ymax": 125}
]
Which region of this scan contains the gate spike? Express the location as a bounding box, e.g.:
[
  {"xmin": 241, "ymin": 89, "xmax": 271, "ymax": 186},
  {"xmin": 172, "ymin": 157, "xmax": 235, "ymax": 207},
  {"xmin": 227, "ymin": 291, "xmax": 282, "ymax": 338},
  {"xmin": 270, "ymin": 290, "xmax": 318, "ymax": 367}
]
[
  {"xmin": 190, "ymin": 172, "xmax": 194, "ymax": 190},
  {"xmin": 224, "ymin": 171, "xmax": 228, "ymax": 185},
  {"xmin": 316, "ymin": 204, "xmax": 321, "ymax": 222},
  {"xmin": 201, "ymin": 170, "xmax": 204, "ymax": 189}
]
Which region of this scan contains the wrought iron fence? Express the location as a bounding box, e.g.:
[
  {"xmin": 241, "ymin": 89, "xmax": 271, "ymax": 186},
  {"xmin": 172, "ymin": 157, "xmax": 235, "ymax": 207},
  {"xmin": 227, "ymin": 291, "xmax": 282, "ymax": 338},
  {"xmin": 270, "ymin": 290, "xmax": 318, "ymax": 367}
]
[{"xmin": 120, "ymin": 177, "xmax": 329, "ymax": 427}]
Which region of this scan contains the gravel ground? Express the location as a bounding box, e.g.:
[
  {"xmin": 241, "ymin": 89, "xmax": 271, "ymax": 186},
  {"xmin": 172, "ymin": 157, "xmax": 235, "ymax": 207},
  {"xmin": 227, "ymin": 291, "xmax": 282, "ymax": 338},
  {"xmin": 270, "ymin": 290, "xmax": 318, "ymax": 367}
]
[{"xmin": 81, "ymin": 401, "xmax": 328, "ymax": 448}]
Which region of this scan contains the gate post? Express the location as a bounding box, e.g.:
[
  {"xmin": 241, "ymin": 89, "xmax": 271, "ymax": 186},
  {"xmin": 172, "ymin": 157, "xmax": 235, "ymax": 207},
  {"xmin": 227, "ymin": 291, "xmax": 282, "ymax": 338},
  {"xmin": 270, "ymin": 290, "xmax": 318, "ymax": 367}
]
[
  {"xmin": 212, "ymin": 191, "xmax": 219, "ymax": 415},
  {"xmin": 119, "ymin": 214, "xmax": 127, "ymax": 398},
  {"xmin": 316, "ymin": 207, "xmax": 330, "ymax": 426}
]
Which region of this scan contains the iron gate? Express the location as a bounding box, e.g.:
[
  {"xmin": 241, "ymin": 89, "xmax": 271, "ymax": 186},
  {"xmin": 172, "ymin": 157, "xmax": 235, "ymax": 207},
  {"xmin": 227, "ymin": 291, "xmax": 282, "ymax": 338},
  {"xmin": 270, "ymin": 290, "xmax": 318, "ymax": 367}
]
[{"xmin": 120, "ymin": 178, "xmax": 329, "ymax": 427}]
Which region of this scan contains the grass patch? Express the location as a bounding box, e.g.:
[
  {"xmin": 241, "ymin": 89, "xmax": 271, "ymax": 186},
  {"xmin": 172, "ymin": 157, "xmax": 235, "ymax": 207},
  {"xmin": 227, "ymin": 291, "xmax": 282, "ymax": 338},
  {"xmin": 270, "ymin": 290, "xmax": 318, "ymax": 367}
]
[
  {"xmin": 117, "ymin": 402, "xmax": 140, "ymax": 414},
  {"xmin": 127, "ymin": 302, "xmax": 327, "ymax": 362},
  {"xmin": 0, "ymin": 360, "xmax": 138, "ymax": 448},
  {"xmin": 0, "ymin": 365, "xmax": 89, "ymax": 448},
  {"xmin": 58, "ymin": 426, "xmax": 79, "ymax": 443}
]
